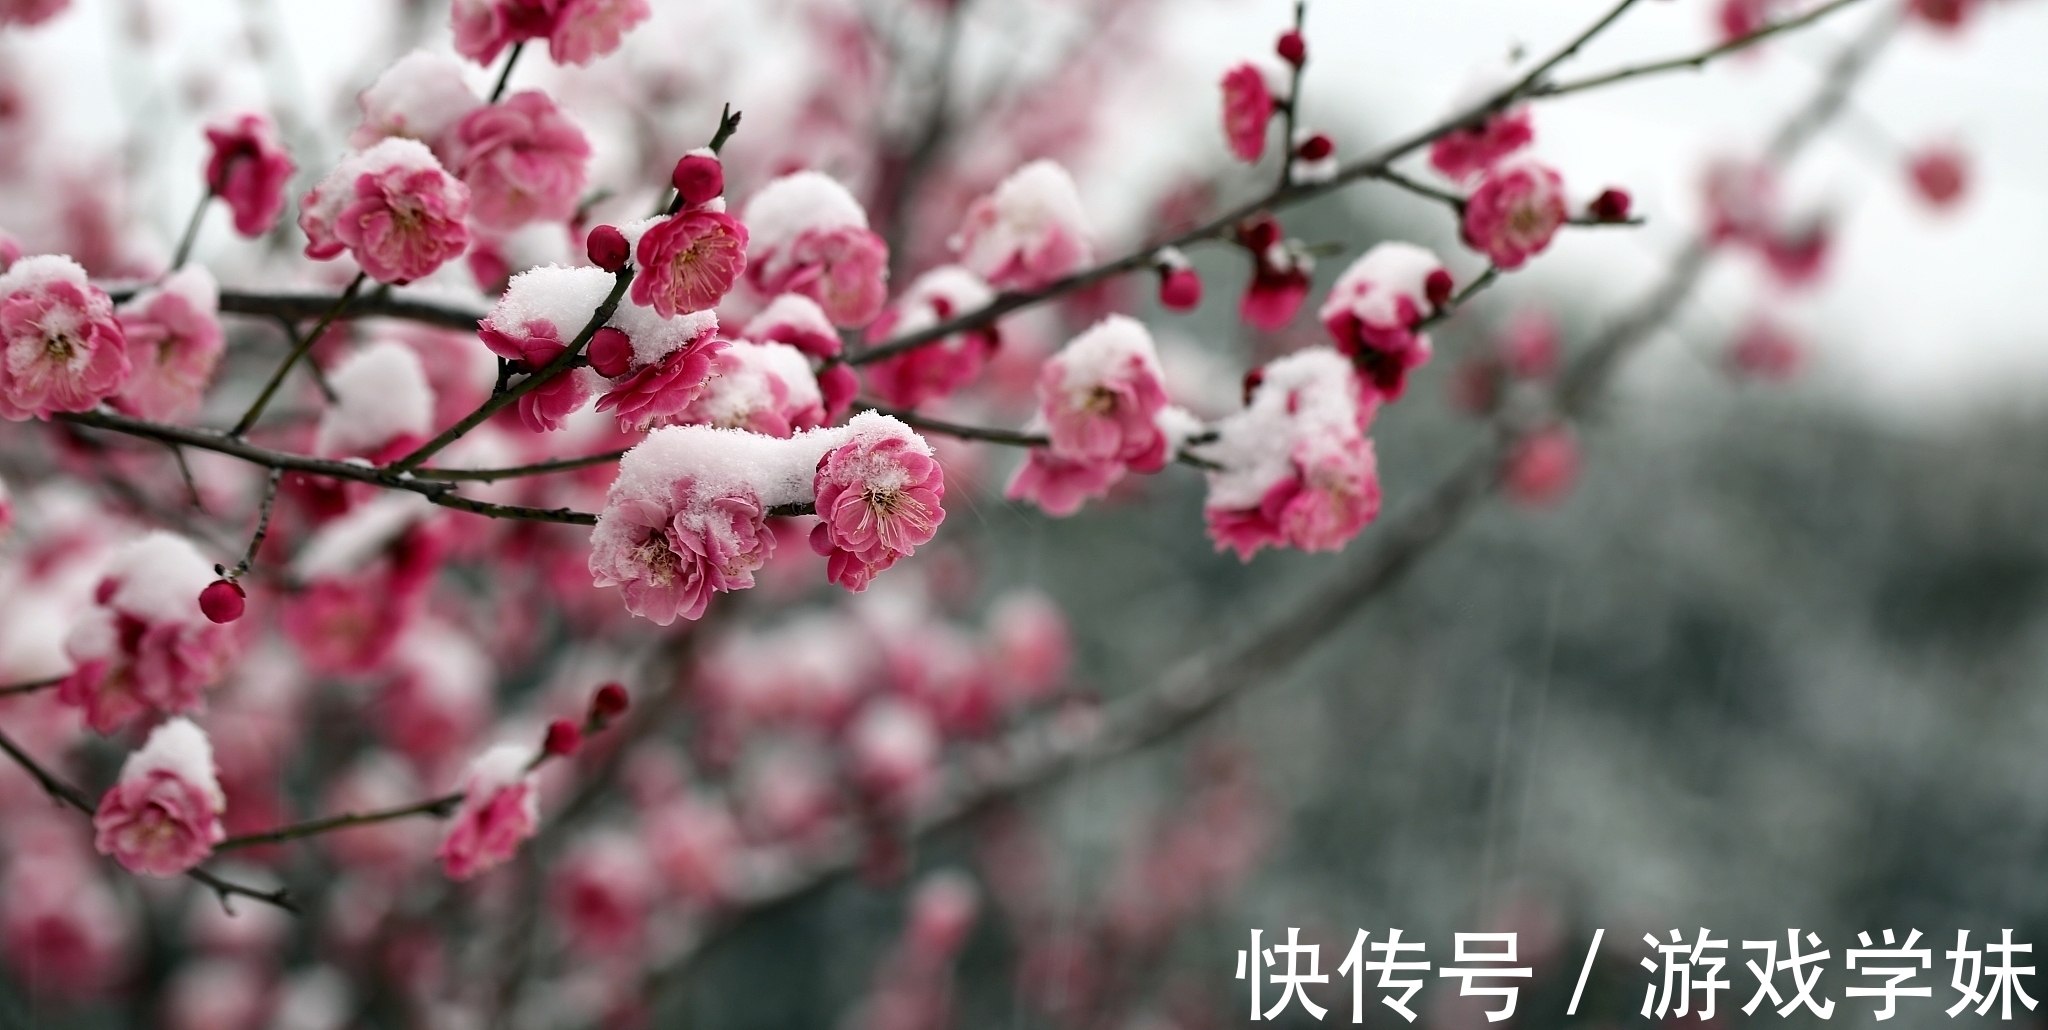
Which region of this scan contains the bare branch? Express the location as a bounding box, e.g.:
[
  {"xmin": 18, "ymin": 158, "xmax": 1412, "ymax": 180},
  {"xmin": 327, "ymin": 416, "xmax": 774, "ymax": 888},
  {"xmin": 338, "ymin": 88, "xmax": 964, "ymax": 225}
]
[{"xmin": 215, "ymin": 793, "xmax": 465, "ymax": 852}]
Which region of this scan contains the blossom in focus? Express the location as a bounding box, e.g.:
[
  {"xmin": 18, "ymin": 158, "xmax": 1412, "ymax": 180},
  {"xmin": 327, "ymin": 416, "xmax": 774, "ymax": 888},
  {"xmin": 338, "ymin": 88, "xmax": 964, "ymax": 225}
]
[
  {"xmin": 437, "ymin": 743, "xmax": 541, "ymax": 880},
  {"xmin": 597, "ymin": 299, "xmax": 727, "ymax": 432},
  {"xmin": 1033, "ymin": 315, "xmax": 1171, "ymax": 476},
  {"xmin": 92, "ymin": 718, "xmax": 226, "ymax": 877},
  {"xmin": 449, "ymin": 91, "xmax": 591, "ymax": 231},
  {"xmin": 1219, "ymin": 62, "xmax": 1277, "ymax": 163},
  {"xmin": 1429, "ymin": 107, "xmax": 1534, "ymax": 182},
  {"xmin": 1503, "ymin": 425, "xmax": 1580, "ymax": 507},
  {"xmin": 952, "ymin": 160, "xmax": 1093, "ymax": 292},
  {"xmin": 112, "ymin": 265, "xmax": 223, "ymax": 421},
  {"xmin": 742, "ymin": 171, "xmax": 890, "ymax": 327},
  {"xmin": 1193, "ymin": 348, "xmax": 1380, "ymax": 560},
  {"xmin": 1461, "ymin": 159, "xmax": 1568, "ymax": 270},
  {"xmin": 0, "ymin": 254, "xmax": 129, "ymax": 421},
  {"xmin": 1318, "ymin": 242, "xmax": 1450, "ymax": 401},
  {"xmin": 631, "ymin": 209, "xmax": 750, "ymax": 318},
  {"xmin": 203, "ymin": 114, "xmax": 295, "ymax": 237},
  {"xmin": 810, "ymin": 413, "xmax": 946, "ymax": 592},
  {"xmin": 862, "ymin": 265, "xmax": 1000, "ymax": 409},
  {"xmin": 299, "ymin": 138, "xmax": 472, "ymax": 284},
  {"xmin": 60, "ymin": 532, "xmax": 240, "ymax": 734}
]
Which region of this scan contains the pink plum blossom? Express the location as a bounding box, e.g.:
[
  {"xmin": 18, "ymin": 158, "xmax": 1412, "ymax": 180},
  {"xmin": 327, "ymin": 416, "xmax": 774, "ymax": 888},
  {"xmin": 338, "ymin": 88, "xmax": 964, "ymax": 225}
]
[
  {"xmin": 450, "ymin": 0, "xmax": 561, "ymax": 66},
  {"xmin": 1503, "ymin": 425, "xmax": 1580, "ymax": 507},
  {"xmin": 1033, "ymin": 315, "xmax": 1171, "ymax": 475},
  {"xmin": 1219, "ymin": 63, "xmax": 1276, "ymax": 163},
  {"xmin": 437, "ymin": 743, "xmax": 541, "ymax": 880},
  {"xmin": 1908, "ymin": 145, "xmax": 1969, "ymax": 208},
  {"xmin": 300, "ymin": 138, "xmax": 472, "ymax": 284},
  {"xmin": 0, "ymin": 255, "xmax": 130, "ymax": 421},
  {"xmin": 0, "ymin": 837, "xmax": 130, "ymax": 998},
  {"xmin": 1192, "ymin": 348, "xmax": 1381, "ymax": 560},
  {"xmin": 449, "ymin": 90, "xmax": 591, "ymax": 231},
  {"xmin": 862, "ymin": 265, "xmax": 1000, "ymax": 409},
  {"xmin": 951, "ymin": 160, "xmax": 1093, "ymax": 292},
  {"xmin": 1236, "ymin": 215, "xmax": 1312, "ymax": 332},
  {"xmin": 204, "ymin": 114, "xmax": 296, "ymax": 237},
  {"xmin": 1429, "ymin": 107, "xmax": 1534, "ymax": 182},
  {"xmin": 1317, "ymin": 242, "xmax": 1450, "ymax": 401},
  {"xmin": 91, "ymin": 718, "xmax": 226, "ymax": 877},
  {"xmin": 745, "ymin": 292, "xmax": 843, "ymax": 360},
  {"xmin": 596, "ymin": 299, "xmax": 726, "ymax": 431},
  {"xmin": 631, "ymin": 209, "xmax": 749, "ymax": 318},
  {"xmin": 810, "ymin": 414, "xmax": 946, "ymax": 592},
  {"xmin": 1461, "ymin": 159, "xmax": 1568, "ymax": 270},
  {"xmin": 1728, "ymin": 318, "xmax": 1804, "ymax": 381},
  {"xmin": 60, "ymin": 532, "xmax": 240, "ymax": 735},
  {"xmin": 548, "ymin": 830, "xmax": 657, "ymax": 954},
  {"xmin": 111, "ymin": 266, "xmax": 223, "ymax": 421},
  {"xmin": 741, "ymin": 171, "xmax": 890, "ymax": 327}
]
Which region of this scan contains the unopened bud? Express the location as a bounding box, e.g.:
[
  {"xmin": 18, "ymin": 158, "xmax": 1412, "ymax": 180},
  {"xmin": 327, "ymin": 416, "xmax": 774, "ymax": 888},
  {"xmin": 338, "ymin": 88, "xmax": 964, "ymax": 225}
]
[
  {"xmin": 543, "ymin": 719, "xmax": 583, "ymax": 757},
  {"xmin": 1588, "ymin": 188, "xmax": 1633, "ymax": 223},
  {"xmin": 590, "ymin": 682, "xmax": 630, "ymax": 724},
  {"xmin": 671, "ymin": 152, "xmax": 725, "ymax": 209},
  {"xmin": 587, "ymin": 328, "xmax": 634, "ymax": 379},
  {"xmin": 1276, "ymin": 29, "xmax": 1307, "ymax": 67},
  {"xmin": 1158, "ymin": 266, "xmax": 1203, "ymax": 312},
  {"xmin": 586, "ymin": 224, "xmax": 629, "ymax": 272},
  {"xmin": 199, "ymin": 579, "xmax": 246, "ymax": 624},
  {"xmin": 1424, "ymin": 268, "xmax": 1455, "ymax": 309}
]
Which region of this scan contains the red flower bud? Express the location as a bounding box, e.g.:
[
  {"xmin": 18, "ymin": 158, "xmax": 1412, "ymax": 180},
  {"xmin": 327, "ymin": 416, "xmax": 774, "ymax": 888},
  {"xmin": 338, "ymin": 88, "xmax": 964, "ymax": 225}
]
[
  {"xmin": 1424, "ymin": 268, "xmax": 1455, "ymax": 309},
  {"xmin": 586, "ymin": 224, "xmax": 629, "ymax": 272},
  {"xmin": 671, "ymin": 154, "xmax": 725, "ymax": 209},
  {"xmin": 1588, "ymin": 188, "xmax": 1633, "ymax": 223},
  {"xmin": 1296, "ymin": 133, "xmax": 1334, "ymax": 162},
  {"xmin": 586, "ymin": 327, "xmax": 635, "ymax": 379},
  {"xmin": 1158, "ymin": 266, "xmax": 1203, "ymax": 312},
  {"xmin": 590, "ymin": 682, "xmax": 629, "ymax": 723},
  {"xmin": 198, "ymin": 580, "xmax": 246, "ymax": 624},
  {"xmin": 543, "ymin": 719, "xmax": 583, "ymax": 757},
  {"xmin": 1276, "ymin": 29, "xmax": 1307, "ymax": 67}
]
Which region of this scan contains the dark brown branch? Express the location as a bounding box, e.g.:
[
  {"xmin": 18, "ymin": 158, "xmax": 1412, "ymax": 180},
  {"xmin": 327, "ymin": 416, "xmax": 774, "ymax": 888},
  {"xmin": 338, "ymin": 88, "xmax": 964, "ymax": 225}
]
[
  {"xmin": 219, "ymin": 290, "xmax": 487, "ymax": 331},
  {"xmin": 856, "ymin": 402, "xmax": 1051, "ymax": 447},
  {"xmin": 56, "ymin": 409, "xmax": 600, "ymax": 526},
  {"xmin": 215, "ymin": 792, "xmax": 464, "ymax": 851},
  {"xmin": 412, "ymin": 449, "xmax": 630, "ymax": 483},
  {"xmin": 1534, "ymin": 0, "xmax": 1871, "ymax": 100},
  {"xmin": 0, "ymin": 676, "xmax": 63, "ymax": 699}
]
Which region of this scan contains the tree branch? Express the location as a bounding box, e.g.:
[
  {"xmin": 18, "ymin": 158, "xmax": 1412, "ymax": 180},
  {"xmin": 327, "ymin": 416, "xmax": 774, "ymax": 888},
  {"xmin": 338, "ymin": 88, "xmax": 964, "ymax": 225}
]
[{"xmin": 214, "ymin": 792, "xmax": 464, "ymax": 851}]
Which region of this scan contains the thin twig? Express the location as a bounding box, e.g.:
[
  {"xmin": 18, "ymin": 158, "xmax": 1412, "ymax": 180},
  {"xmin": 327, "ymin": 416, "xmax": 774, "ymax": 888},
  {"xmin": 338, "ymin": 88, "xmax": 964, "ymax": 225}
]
[
  {"xmin": 1535, "ymin": 0, "xmax": 1871, "ymax": 99},
  {"xmin": 489, "ymin": 42, "xmax": 525, "ymax": 104},
  {"xmin": 229, "ymin": 467, "xmax": 284, "ymax": 578},
  {"xmin": 411, "ymin": 449, "xmax": 630, "ymax": 483},
  {"xmin": 1277, "ymin": 1, "xmax": 1309, "ymax": 190},
  {"xmin": 58, "ymin": 409, "xmax": 602, "ymax": 525},
  {"xmin": 170, "ymin": 190, "xmax": 213, "ymax": 271},
  {"xmin": 214, "ymin": 793, "xmax": 464, "ymax": 851},
  {"xmin": 0, "ymin": 676, "xmax": 63, "ymax": 699},
  {"xmin": 856, "ymin": 402, "xmax": 1050, "ymax": 447},
  {"xmin": 232, "ymin": 272, "xmax": 365, "ymax": 438}
]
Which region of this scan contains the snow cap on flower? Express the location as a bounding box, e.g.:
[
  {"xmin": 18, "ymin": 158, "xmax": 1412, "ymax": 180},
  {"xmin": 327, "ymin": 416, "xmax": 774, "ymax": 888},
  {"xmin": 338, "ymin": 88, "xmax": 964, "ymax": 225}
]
[
  {"xmin": 744, "ymin": 293, "xmax": 842, "ymax": 359},
  {"xmin": 740, "ymin": 171, "xmax": 888, "ymax": 327},
  {"xmin": 299, "ymin": 137, "xmax": 472, "ymax": 284},
  {"xmin": 112, "ymin": 265, "xmax": 223, "ymax": 421},
  {"xmin": 350, "ymin": 51, "xmax": 483, "ymax": 160},
  {"xmin": 1194, "ymin": 347, "xmax": 1380, "ymax": 560},
  {"xmin": 92, "ymin": 717, "xmax": 226, "ymax": 877},
  {"xmin": 1034, "ymin": 314, "xmax": 1172, "ymax": 472},
  {"xmin": 951, "ymin": 160, "xmax": 1093, "ymax": 291},
  {"xmin": 437, "ymin": 742, "xmax": 541, "ymax": 880},
  {"xmin": 596, "ymin": 301, "xmax": 725, "ymax": 432},
  {"xmin": 315, "ymin": 340, "xmax": 435, "ymax": 459},
  {"xmin": 861, "ymin": 264, "xmax": 999, "ymax": 409},
  {"xmin": 674, "ymin": 339, "xmax": 826, "ymax": 437},
  {"xmin": 0, "ymin": 254, "xmax": 129, "ymax": 421},
  {"xmin": 449, "ymin": 90, "xmax": 592, "ymax": 231},
  {"xmin": 1318, "ymin": 241, "xmax": 1448, "ymax": 401},
  {"xmin": 204, "ymin": 113, "xmax": 297, "ymax": 237}
]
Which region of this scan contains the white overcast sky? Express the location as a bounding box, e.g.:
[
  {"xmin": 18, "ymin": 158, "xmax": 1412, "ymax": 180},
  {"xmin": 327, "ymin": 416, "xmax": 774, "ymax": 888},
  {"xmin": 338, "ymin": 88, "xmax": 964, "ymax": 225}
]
[{"xmin": 7, "ymin": 0, "xmax": 2046, "ymax": 422}]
